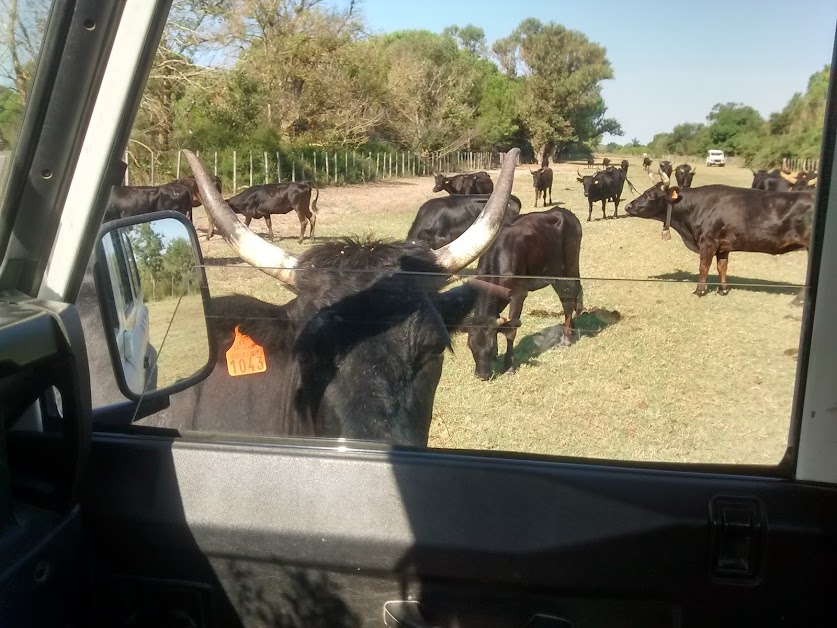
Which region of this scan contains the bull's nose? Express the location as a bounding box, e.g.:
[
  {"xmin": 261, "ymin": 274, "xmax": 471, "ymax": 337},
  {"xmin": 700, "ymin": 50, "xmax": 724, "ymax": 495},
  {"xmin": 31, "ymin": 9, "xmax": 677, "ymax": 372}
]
[{"xmin": 475, "ymin": 369, "xmax": 491, "ymax": 381}]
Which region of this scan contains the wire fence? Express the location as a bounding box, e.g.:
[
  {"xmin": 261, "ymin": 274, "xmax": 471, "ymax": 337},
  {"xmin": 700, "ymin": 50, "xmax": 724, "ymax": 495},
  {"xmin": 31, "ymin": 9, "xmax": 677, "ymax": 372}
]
[{"xmin": 123, "ymin": 148, "xmax": 516, "ymax": 193}]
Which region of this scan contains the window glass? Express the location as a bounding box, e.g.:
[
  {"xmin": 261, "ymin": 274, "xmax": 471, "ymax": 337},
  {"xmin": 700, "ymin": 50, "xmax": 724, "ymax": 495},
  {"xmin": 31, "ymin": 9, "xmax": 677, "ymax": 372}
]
[{"xmin": 81, "ymin": 0, "xmax": 836, "ymax": 466}]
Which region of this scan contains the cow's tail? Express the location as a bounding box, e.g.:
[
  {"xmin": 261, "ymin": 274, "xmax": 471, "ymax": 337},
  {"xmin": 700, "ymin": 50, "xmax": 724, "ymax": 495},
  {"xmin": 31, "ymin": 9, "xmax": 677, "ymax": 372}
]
[
  {"xmin": 625, "ymin": 177, "xmax": 640, "ymax": 196},
  {"xmin": 310, "ymin": 184, "xmax": 319, "ymax": 214}
]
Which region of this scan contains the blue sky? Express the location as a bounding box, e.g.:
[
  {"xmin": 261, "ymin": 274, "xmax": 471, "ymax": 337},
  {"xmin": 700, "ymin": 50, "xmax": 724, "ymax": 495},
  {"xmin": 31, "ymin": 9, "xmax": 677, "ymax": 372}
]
[{"xmin": 357, "ymin": 0, "xmax": 837, "ymax": 143}]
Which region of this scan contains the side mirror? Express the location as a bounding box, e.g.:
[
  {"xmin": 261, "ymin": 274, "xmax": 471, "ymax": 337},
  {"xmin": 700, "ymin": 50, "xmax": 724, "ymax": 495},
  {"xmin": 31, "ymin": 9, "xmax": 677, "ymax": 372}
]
[{"xmin": 92, "ymin": 210, "xmax": 214, "ymax": 401}]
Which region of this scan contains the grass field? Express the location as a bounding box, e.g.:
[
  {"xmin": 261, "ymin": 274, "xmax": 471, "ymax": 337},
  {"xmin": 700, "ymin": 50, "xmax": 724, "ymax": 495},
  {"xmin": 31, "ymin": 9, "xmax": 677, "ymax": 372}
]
[{"xmin": 152, "ymin": 155, "xmax": 806, "ymax": 465}]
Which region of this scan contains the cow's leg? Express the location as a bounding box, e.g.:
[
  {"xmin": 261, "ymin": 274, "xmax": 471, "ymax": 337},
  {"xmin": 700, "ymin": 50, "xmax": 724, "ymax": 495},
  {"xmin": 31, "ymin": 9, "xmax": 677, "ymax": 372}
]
[
  {"xmin": 501, "ymin": 294, "xmax": 525, "ymax": 373},
  {"xmin": 534, "ymin": 189, "xmax": 538, "ymax": 208},
  {"xmin": 308, "ymin": 212, "xmax": 316, "ymax": 239},
  {"xmin": 265, "ymin": 215, "xmax": 274, "ymax": 240},
  {"xmin": 601, "ymin": 200, "xmax": 607, "ymax": 220},
  {"xmin": 612, "ymin": 195, "xmax": 620, "ymax": 218},
  {"xmin": 716, "ymin": 252, "xmax": 730, "ymax": 295},
  {"xmin": 552, "ymin": 281, "xmax": 577, "ymax": 346},
  {"xmin": 548, "ymin": 185, "xmax": 552, "ymax": 205},
  {"xmin": 587, "ymin": 200, "xmax": 593, "ymax": 222},
  {"xmin": 244, "ymin": 215, "xmax": 253, "ymax": 228},
  {"xmin": 297, "ymin": 213, "xmax": 307, "ymax": 244},
  {"xmin": 694, "ymin": 246, "xmax": 715, "ymax": 297}
]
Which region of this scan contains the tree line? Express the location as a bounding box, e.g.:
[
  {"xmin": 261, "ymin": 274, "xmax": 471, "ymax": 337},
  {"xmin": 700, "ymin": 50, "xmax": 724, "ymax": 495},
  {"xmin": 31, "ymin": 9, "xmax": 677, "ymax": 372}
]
[
  {"xmin": 606, "ymin": 65, "xmax": 830, "ymax": 168},
  {"xmin": 128, "ymin": 224, "xmax": 200, "ymax": 301}
]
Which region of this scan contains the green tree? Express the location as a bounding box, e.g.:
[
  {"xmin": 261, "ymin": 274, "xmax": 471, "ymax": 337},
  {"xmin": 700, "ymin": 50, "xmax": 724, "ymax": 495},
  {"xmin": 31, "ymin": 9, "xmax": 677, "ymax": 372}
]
[
  {"xmin": 705, "ymin": 102, "xmax": 764, "ymax": 155},
  {"xmin": 162, "ymin": 237, "xmax": 199, "ymax": 297},
  {"xmin": 129, "ymin": 224, "xmax": 165, "ymax": 299},
  {"xmin": 496, "ymin": 19, "xmax": 622, "ymax": 163},
  {"xmin": 443, "ymin": 24, "xmax": 487, "ymax": 57}
]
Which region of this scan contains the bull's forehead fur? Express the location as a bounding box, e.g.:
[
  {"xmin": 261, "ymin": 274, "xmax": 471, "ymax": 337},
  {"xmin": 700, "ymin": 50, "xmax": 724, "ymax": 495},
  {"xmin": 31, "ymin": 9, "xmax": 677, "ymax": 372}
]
[{"xmin": 295, "ymin": 237, "xmax": 447, "ymax": 304}]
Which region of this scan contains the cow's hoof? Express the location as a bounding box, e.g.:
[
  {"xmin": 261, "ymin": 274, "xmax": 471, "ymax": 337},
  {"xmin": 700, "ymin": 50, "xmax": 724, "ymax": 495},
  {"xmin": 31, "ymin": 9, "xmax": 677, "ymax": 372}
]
[
  {"xmin": 693, "ymin": 289, "xmax": 708, "ymax": 297},
  {"xmin": 559, "ymin": 335, "xmax": 572, "ymax": 347},
  {"xmin": 717, "ymin": 288, "xmax": 730, "ymax": 296}
]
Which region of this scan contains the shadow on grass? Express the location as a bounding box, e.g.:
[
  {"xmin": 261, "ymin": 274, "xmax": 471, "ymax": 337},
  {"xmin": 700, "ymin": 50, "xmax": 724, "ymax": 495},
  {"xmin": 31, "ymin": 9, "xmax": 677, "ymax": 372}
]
[
  {"xmin": 651, "ymin": 270, "xmax": 803, "ymax": 296},
  {"xmin": 499, "ymin": 308, "xmax": 622, "ymax": 371}
]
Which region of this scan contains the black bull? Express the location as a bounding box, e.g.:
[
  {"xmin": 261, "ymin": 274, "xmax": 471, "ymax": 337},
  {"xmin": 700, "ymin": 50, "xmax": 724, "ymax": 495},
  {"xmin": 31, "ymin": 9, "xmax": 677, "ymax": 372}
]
[
  {"xmin": 530, "ymin": 167, "xmax": 553, "ymax": 207},
  {"xmin": 466, "ymin": 207, "xmax": 584, "ymax": 380},
  {"xmin": 407, "ymin": 194, "xmax": 522, "ymax": 249},
  {"xmin": 577, "ymin": 166, "xmax": 628, "ymax": 221},
  {"xmin": 134, "ymin": 148, "xmax": 521, "ymax": 445},
  {"xmin": 206, "ymin": 182, "xmax": 319, "ymax": 243},
  {"xmin": 433, "ymin": 171, "xmax": 494, "ymax": 195},
  {"xmin": 104, "ymin": 183, "xmax": 192, "ymax": 222},
  {"xmin": 625, "ymin": 184, "xmax": 812, "ymax": 303}
]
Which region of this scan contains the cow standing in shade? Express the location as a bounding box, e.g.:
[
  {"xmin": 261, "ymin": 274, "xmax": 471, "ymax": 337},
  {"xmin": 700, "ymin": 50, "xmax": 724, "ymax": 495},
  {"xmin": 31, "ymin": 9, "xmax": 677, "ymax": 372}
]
[
  {"xmin": 625, "ymin": 181, "xmax": 812, "ymax": 303},
  {"xmin": 530, "ymin": 166, "xmax": 553, "ymax": 207},
  {"xmin": 466, "ymin": 207, "xmax": 583, "ymax": 380}
]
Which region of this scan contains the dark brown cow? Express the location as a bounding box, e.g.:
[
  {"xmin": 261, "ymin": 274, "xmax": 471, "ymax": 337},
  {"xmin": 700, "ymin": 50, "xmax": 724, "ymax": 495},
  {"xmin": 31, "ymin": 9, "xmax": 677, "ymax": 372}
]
[
  {"xmin": 169, "ymin": 174, "xmax": 223, "ymax": 220},
  {"xmin": 466, "ymin": 207, "xmax": 583, "ymax": 380},
  {"xmin": 206, "ymin": 182, "xmax": 319, "ymax": 243},
  {"xmin": 586, "ymin": 155, "xmax": 595, "ymax": 167},
  {"xmin": 625, "ymin": 183, "xmax": 812, "ymax": 302},
  {"xmin": 643, "ymin": 157, "xmax": 652, "ymax": 172},
  {"xmin": 602, "ymin": 157, "xmax": 611, "ymax": 168},
  {"xmin": 659, "ymin": 160, "xmax": 674, "ymax": 178},
  {"xmin": 433, "ymin": 171, "xmax": 494, "ymax": 195},
  {"xmin": 530, "ymin": 167, "xmax": 553, "ymax": 207},
  {"xmin": 104, "ymin": 183, "xmax": 192, "ymax": 222}
]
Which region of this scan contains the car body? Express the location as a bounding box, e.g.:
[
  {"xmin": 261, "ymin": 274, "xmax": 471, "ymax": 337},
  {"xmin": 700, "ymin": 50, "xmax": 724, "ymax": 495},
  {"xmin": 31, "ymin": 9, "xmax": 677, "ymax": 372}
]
[{"xmin": 706, "ymin": 149, "xmax": 726, "ymax": 167}]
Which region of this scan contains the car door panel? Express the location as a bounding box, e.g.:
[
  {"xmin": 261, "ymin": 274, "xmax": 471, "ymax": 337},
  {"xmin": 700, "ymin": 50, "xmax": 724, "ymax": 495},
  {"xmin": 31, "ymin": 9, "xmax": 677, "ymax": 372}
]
[{"xmin": 82, "ymin": 433, "xmax": 837, "ymax": 627}]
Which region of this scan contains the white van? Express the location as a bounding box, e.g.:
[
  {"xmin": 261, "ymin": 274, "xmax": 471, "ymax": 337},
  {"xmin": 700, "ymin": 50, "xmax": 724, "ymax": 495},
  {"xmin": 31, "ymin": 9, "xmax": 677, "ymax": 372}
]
[{"xmin": 706, "ymin": 149, "xmax": 726, "ymax": 167}]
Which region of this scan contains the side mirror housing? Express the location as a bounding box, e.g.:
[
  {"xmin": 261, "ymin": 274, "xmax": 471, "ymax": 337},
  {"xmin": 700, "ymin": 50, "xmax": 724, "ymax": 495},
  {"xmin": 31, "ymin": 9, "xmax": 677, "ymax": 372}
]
[{"xmin": 92, "ymin": 210, "xmax": 214, "ymax": 401}]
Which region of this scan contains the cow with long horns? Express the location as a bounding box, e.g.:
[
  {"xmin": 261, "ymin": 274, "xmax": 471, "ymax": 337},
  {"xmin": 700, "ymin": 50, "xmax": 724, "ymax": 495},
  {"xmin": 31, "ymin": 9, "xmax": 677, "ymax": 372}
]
[
  {"xmin": 674, "ymin": 164, "xmax": 697, "ymax": 188},
  {"xmin": 138, "ymin": 149, "xmax": 521, "ymax": 445}
]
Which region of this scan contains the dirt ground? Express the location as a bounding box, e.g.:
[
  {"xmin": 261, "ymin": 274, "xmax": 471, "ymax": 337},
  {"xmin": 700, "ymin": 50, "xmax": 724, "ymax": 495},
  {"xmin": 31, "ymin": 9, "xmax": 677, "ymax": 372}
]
[{"xmin": 150, "ymin": 155, "xmax": 806, "ymax": 465}]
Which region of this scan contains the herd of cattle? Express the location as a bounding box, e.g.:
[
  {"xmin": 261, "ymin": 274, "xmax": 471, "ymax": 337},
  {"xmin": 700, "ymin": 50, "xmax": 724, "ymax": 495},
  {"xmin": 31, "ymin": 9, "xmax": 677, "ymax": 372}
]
[{"xmin": 100, "ymin": 149, "xmax": 817, "ymax": 446}]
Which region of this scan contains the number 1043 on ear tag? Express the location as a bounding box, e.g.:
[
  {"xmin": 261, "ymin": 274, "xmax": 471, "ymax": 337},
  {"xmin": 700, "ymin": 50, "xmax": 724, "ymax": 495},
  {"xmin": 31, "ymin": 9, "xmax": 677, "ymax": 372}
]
[{"xmin": 226, "ymin": 325, "xmax": 267, "ymax": 377}]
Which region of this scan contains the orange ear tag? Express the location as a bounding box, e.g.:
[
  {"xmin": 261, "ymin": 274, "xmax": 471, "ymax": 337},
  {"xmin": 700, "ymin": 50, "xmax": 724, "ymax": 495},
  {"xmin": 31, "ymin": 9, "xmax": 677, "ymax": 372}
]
[
  {"xmin": 670, "ymin": 190, "xmax": 679, "ymax": 200},
  {"xmin": 226, "ymin": 325, "xmax": 267, "ymax": 377}
]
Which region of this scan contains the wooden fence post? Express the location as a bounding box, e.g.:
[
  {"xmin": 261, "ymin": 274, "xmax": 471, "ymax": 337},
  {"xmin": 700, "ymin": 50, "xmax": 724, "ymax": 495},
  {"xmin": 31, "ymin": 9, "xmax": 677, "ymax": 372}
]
[
  {"xmin": 376, "ymin": 153, "xmax": 380, "ymax": 179},
  {"xmin": 264, "ymin": 151, "xmax": 268, "ymax": 184},
  {"xmin": 249, "ymin": 152, "xmax": 253, "ymax": 187},
  {"xmin": 333, "ymin": 152, "xmax": 337, "ymax": 184},
  {"xmin": 150, "ymin": 152, "xmax": 155, "ymax": 185},
  {"xmin": 292, "ymin": 154, "xmax": 296, "ymax": 182},
  {"xmin": 344, "ymin": 151, "xmax": 348, "ymax": 182},
  {"xmin": 176, "ymin": 151, "xmax": 181, "ymax": 179},
  {"xmin": 313, "ymin": 151, "xmax": 317, "ymax": 182},
  {"xmin": 233, "ymin": 150, "xmax": 237, "ymax": 192},
  {"xmin": 324, "ymin": 150, "xmax": 329, "ymax": 183},
  {"xmin": 214, "ymin": 152, "xmax": 218, "ymax": 178},
  {"xmin": 277, "ymin": 151, "xmax": 281, "ymax": 182}
]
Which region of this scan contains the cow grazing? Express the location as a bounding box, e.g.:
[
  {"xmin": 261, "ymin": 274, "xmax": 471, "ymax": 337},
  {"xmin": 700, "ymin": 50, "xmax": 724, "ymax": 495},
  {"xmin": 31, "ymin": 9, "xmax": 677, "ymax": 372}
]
[
  {"xmin": 433, "ymin": 171, "xmax": 494, "ymax": 195},
  {"xmin": 139, "ymin": 149, "xmax": 520, "ymax": 445},
  {"xmin": 169, "ymin": 174, "xmax": 223, "ymax": 220},
  {"xmin": 104, "ymin": 183, "xmax": 192, "ymax": 222},
  {"xmin": 530, "ymin": 166, "xmax": 553, "ymax": 207},
  {"xmin": 643, "ymin": 157, "xmax": 652, "ymax": 172},
  {"xmin": 576, "ymin": 166, "xmax": 628, "ymax": 220},
  {"xmin": 407, "ymin": 194, "xmax": 522, "ymax": 250},
  {"xmin": 659, "ymin": 161, "xmax": 674, "ymax": 179},
  {"xmin": 674, "ymin": 164, "xmax": 697, "ymax": 188},
  {"xmin": 466, "ymin": 207, "xmax": 583, "ymax": 380},
  {"xmin": 206, "ymin": 182, "xmax": 318, "ymax": 243},
  {"xmin": 625, "ymin": 183, "xmax": 812, "ymax": 301}
]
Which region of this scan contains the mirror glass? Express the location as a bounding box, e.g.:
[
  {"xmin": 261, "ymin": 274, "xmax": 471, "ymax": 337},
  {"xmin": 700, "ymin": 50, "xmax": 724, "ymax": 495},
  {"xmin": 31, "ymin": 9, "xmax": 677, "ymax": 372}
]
[{"xmin": 97, "ymin": 217, "xmax": 210, "ymax": 397}]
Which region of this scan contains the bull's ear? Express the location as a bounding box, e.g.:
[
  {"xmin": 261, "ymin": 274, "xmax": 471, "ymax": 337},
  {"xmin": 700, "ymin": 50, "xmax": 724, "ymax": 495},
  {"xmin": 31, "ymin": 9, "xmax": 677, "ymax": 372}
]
[
  {"xmin": 667, "ymin": 187, "xmax": 684, "ymax": 204},
  {"xmin": 431, "ymin": 283, "xmax": 478, "ymax": 333}
]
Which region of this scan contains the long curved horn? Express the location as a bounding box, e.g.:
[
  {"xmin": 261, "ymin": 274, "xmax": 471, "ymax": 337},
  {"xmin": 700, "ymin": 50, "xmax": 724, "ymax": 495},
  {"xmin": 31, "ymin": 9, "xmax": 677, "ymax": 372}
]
[
  {"xmin": 658, "ymin": 165, "xmax": 670, "ymax": 187},
  {"xmin": 182, "ymin": 149, "xmax": 298, "ymax": 287},
  {"xmin": 432, "ymin": 147, "xmax": 519, "ymax": 272}
]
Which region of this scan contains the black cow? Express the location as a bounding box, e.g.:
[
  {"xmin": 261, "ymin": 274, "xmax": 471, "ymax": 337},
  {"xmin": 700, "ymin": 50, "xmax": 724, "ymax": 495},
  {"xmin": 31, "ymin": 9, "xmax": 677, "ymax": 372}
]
[
  {"xmin": 674, "ymin": 164, "xmax": 697, "ymax": 188},
  {"xmin": 169, "ymin": 174, "xmax": 223, "ymax": 220},
  {"xmin": 625, "ymin": 183, "xmax": 812, "ymax": 301},
  {"xmin": 407, "ymin": 194, "xmax": 522, "ymax": 250},
  {"xmin": 586, "ymin": 155, "xmax": 595, "ymax": 167},
  {"xmin": 576, "ymin": 166, "xmax": 628, "ymax": 220},
  {"xmin": 136, "ymin": 149, "xmax": 520, "ymax": 445},
  {"xmin": 206, "ymin": 182, "xmax": 318, "ymax": 243},
  {"xmin": 620, "ymin": 159, "xmax": 630, "ymax": 173},
  {"xmin": 433, "ymin": 171, "xmax": 494, "ymax": 195},
  {"xmin": 104, "ymin": 183, "xmax": 192, "ymax": 222},
  {"xmin": 530, "ymin": 167, "xmax": 553, "ymax": 207},
  {"xmin": 659, "ymin": 160, "xmax": 674, "ymax": 179},
  {"xmin": 643, "ymin": 157, "xmax": 652, "ymax": 172},
  {"xmin": 602, "ymin": 157, "xmax": 611, "ymax": 168},
  {"xmin": 752, "ymin": 169, "xmax": 816, "ymax": 192},
  {"xmin": 466, "ymin": 207, "xmax": 583, "ymax": 380}
]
